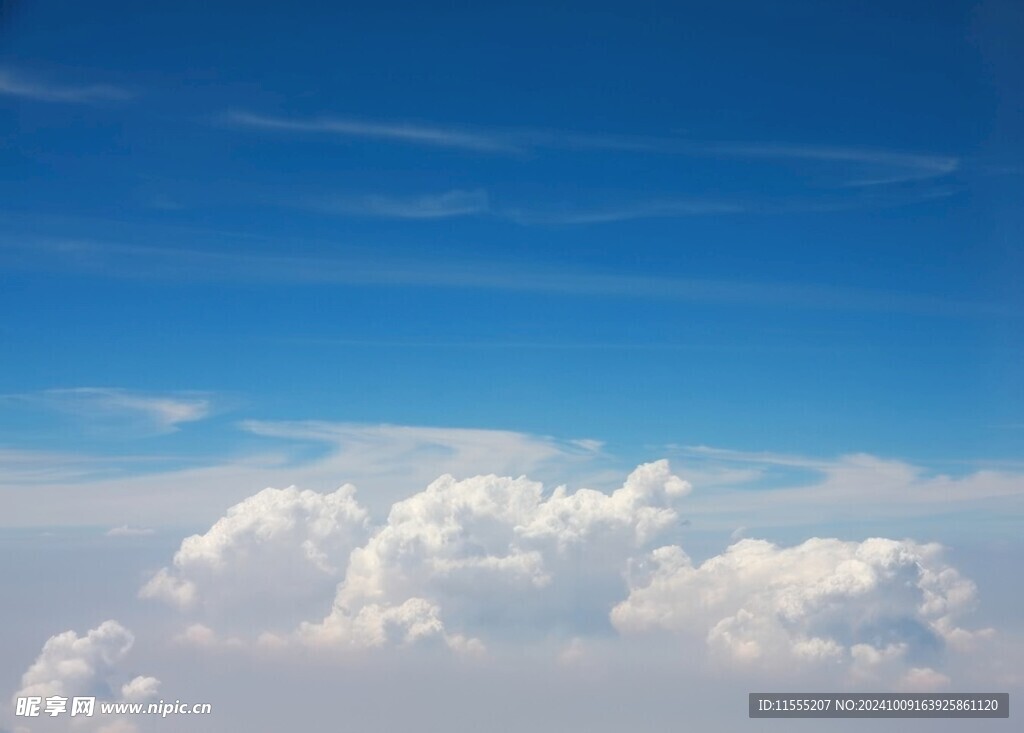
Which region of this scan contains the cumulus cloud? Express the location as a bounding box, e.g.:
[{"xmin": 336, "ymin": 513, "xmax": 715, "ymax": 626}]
[
  {"xmin": 171, "ymin": 623, "xmax": 247, "ymax": 652},
  {"xmin": 141, "ymin": 460, "xmax": 689, "ymax": 650},
  {"xmin": 140, "ymin": 484, "xmax": 370, "ymax": 630},
  {"xmin": 14, "ymin": 621, "xmax": 155, "ymax": 703},
  {"xmin": 129, "ymin": 457, "xmax": 998, "ymax": 691},
  {"xmin": 119, "ymin": 676, "xmax": 159, "ymax": 703},
  {"xmin": 611, "ymin": 537, "xmax": 991, "ymax": 682},
  {"xmin": 173, "ymin": 623, "xmax": 217, "ymax": 647},
  {"xmin": 297, "ymin": 461, "xmax": 689, "ymax": 648},
  {"xmin": 139, "ymin": 568, "xmax": 198, "ymax": 609}
]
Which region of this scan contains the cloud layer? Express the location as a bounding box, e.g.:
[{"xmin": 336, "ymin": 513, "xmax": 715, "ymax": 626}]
[
  {"xmin": 137, "ymin": 460, "xmax": 992, "ymax": 688},
  {"xmin": 5, "ymin": 459, "xmax": 1014, "ymax": 733}
]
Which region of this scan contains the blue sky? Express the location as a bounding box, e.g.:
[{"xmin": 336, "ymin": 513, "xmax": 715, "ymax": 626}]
[
  {"xmin": 2, "ymin": 0, "xmax": 1022, "ymax": 471},
  {"xmin": 1, "ymin": 5, "xmax": 1024, "ymax": 730}
]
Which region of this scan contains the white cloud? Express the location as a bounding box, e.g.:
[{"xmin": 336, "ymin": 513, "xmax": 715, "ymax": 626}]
[
  {"xmin": 504, "ymin": 199, "xmax": 747, "ymax": 225},
  {"xmin": 141, "ymin": 483, "xmax": 370, "ymax": 630},
  {"xmin": 672, "ymin": 446, "xmax": 1024, "ymax": 529},
  {"xmin": 224, "ymin": 111, "xmax": 958, "ymax": 187},
  {"xmin": 300, "ymin": 597, "xmax": 450, "ymax": 649},
  {"xmin": 0, "ymin": 68, "xmax": 131, "ymax": 103},
  {"xmin": 50, "ymin": 388, "xmax": 211, "ymax": 432},
  {"xmin": 14, "ymin": 621, "xmax": 154, "ymax": 702},
  {"xmin": 0, "ymin": 448, "xmax": 147, "ymax": 485},
  {"xmin": 138, "ymin": 568, "xmax": 198, "ymax": 609},
  {"xmin": 174, "ymin": 623, "xmax": 217, "ymax": 647},
  {"xmin": 611, "ymin": 536, "xmax": 991, "ymax": 681},
  {"xmin": 298, "ymin": 189, "xmax": 955, "ymax": 227},
  {"xmin": 226, "ymin": 112, "xmax": 514, "ymax": 152},
  {"xmin": 2, "ymin": 388, "xmax": 213, "ymax": 437},
  {"xmin": 119, "ymin": 676, "xmax": 160, "ymax": 703},
  {"xmin": 299, "ymin": 461, "xmax": 688, "ymax": 648},
  {"xmin": 0, "ymin": 422, "xmax": 609, "ymax": 527},
  {"xmin": 2, "ymin": 421, "xmax": 1022, "ymax": 553},
  {"xmin": 139, "ymin": 460, "xmax": 689, "ymax": 650},
  {"xmin": 6, "ymin": 455, "xmax": 1011, "ymax": 733},
  {"xmin": 122, "ymin": 457, "xmax": 997, "ymax": 686},
  {"xmin": 171, "ymin": 623, "xmax": 246, "ymax": 651}
]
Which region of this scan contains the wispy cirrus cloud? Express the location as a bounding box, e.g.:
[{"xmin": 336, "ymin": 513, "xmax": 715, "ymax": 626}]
[
  {"xmin": 1, "ymin": 419, "xmax": 1023, "ymax": 533},
  {"xmin": 502, "ymin": 199, "xmax": 747, "ymax": 225},
  {"xmin": 668, "ymin": 444, "xmax": 1024, "ymax": 530},
  {"xmin": 0, "ymin": 67, "xmax": 132, "ymax": 103},
  {"xmin": 694, "ymin": 141, "xmax": 960, "ymax": 186},
  {"xmin": 225, "ymin": 110, "xmax": 959, "ymax": 185},
  {"xmin": 503, "ymin": 187, "xmax": 956, "ymax": 224},
  {"xmin": 2, "ymin": 387, "xmax": 213, "ymax": 436},
  {"xmin": 292, "ymin": 185, "xmax": 953, "ymax": 224},
  {"xmin": 299, "ymin": 190, "xmax": 746, "ymax": 224},
  {"xmin": 1, "ymin": 237, "xmax": 1013, "ymax": 318},
  {"xmin": 0, "ymin": 421, "xmax": 615, "ymax": 526},
  {"xmin": 0, "ymin": 448, "xmax": 179, "ymax": 484},
  {"xmin": 224, "ymin": 111, "xmax": 515, "ymax": 152}
]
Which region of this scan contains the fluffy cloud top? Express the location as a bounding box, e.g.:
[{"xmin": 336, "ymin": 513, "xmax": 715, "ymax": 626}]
[
  {"xmin": 299, "ymin": 461, "xmax": 689, "ymax": 647},
  {"xmin": 611, "ymin": 536, "xmax": 990, "ymax": 683},
  {"xmin": 137, "ymin": 459, "xmax": 992, "ymax": 687},
  {"xmin": 15, "ymin": 621, "xmax": 155, "ymax": 702},
  {"xmin": 140, "ymin": 484, "xmax": 370, "ymax": 628},
  {"xmin": 119, "ymin": 676, "xmax": 160, "ymax": 703},
  {"xmin": 142, "ymin": 461, "xmax": 689, "ymax": 648}
]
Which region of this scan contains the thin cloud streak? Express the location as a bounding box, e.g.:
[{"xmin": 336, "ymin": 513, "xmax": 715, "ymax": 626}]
[
  {"xmin": 0, "ymin": 68, "xmax": 132, "ymax": 103},
  {"xmin": 0, "ymin": 422, "xmax": 615, "ymax": 526},
  {"xmin": 675, "ymin": 448, "xmax": 1024, "ymax": 530},
  {"xmin": 225, "ymin": 111, "xmax": 516, "ymax": 152},
  {"xmin": 293, "ymin": 186, "xmax": 954, "ymax": 225},
  {"xmin": 503, "ymin": 199, "xmax": 748, "ymax": 225},
  {"xmin": 1, "ymin": 387, "xmax": 214, "ymax": 435},
  {"xmin": 1, "ymin": 238, "xmax": 1015, "ymax": 318},
  {"xmin": 0, "ymin": 448, "xmax": 213, "ymax": 485},
  {"xmin": 225, "ymin": 110, "xmax": 958, "ymax": 184},
  {"xmin": 699, "ymin": 141, "xmax": 960, "ymax": 183},
  {"xmin": 1, "ymin": 423, "xmax": 1022, "ymax": 533},
  {"xmin": 501, "ymin": 187, "xmax": 957, "ymax": 224}
]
